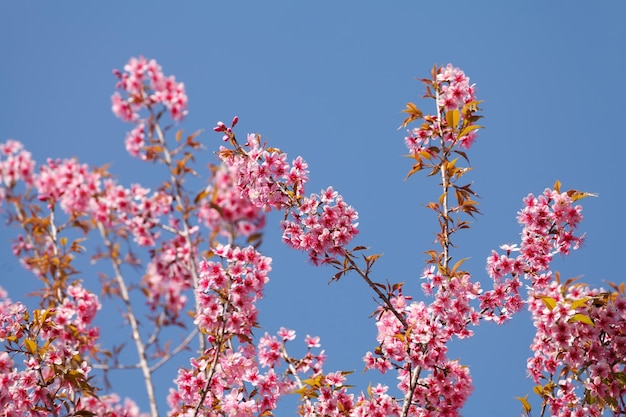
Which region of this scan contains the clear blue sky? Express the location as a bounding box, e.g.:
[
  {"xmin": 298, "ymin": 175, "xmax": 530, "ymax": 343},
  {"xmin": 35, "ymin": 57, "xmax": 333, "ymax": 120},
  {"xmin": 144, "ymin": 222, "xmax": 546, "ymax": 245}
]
[{"xmin": 1, "ymin": 3, "xmax": 625, "ymax": 416}]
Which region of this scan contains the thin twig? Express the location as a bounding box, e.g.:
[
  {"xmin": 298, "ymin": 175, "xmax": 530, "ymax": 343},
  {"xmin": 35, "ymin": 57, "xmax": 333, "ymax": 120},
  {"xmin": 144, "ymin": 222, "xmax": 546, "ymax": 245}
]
[
  {"xmin": 150, "ymin": 328, "xmax": 199, "ymax": 372},
  {"xmin": 345, "ymin": 256, "xmax": 408, "ymax": 329},
  {"xmin": 153, "ymin": 121, "xmax": 205, "ymax": 353},
  {"xmin": 96, "ymin": 221, "xmax": 159, "ymax": 417}
]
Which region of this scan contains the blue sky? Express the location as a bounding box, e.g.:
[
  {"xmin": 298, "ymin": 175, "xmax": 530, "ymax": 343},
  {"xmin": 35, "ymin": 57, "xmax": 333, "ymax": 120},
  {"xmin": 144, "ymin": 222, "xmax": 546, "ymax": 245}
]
[{"xmin": 1, "ymin": 2, "xmax": 625, "ymax": 416}]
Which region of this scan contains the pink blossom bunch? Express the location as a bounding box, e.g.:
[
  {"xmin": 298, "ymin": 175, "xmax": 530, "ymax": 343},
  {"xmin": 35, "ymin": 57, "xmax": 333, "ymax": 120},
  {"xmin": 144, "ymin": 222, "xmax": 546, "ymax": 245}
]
[
  {"xmin": 168, "ymin": 245, "xmax": 304, "ymax": 416},
  {"xmin": 351, "ymin": 384, "xmax": 402, "ymax": 417},
  {"xmin": 218, "ymin": 133, "xmax": 310, "ymax": 212},
  {"xmin": 142, "ymin": 233, "xmax": 194, "ymax": 321},
  {"xmin": 404, "ymin": 64, "xmax": 479, "ymax": 155},
  {"xmin": 125, "ymin": 123, "xmax": 146, "ymax": 158},
  {"xmin": 0, "ymin": 140, "xmax": 35, "ymax": 197},
  {"xmin": 298, "ymin": 382, "xmax": 402, "ymax": 417},
  {"xmin": 198, "ymin": 163, "xmax": 266, "ymax": 240},
  {"xmin": 0, "ymin": 288, "xmax": 25, "ymax": 342},
  {"xmin": 365, "ymin": 292, "xmax": 476, "ymax": 415},
  {"xmin": 169, "ymin": 245, "xmax": 342, "ymax": 416},
  {"xmin": 403, "ymin": 114, "xmax": 439, "ymax": 154},
  {"xmin": 481, "ymin": 188, "xmax": 585, "ymax": 323},
  {"xmin": 525, "ymin": 282, "xmax": 626, "ymax": 416},
  {"xmin": 401, "ymin": 361, "xmax": 473, "ymax": 417},
  {"xmin": 35, "ymin": 157, "xmax": 102, "ymax": 213},
  {"xmin": 436, "ymin": 64, "xmax": 476, "ymax": 111},
  {"xmin": 93, "ymin": 180, "xmax": 173, "ymax": 246},
  {"xmin": 0, "ymin": 284, "xmax": 102, "ymax": 415},
  {"xmin": 46, "ymin": 284, "xmax": 101, "ymax": 352},
  {"xmin": 217, "ymin": 131, "xmax": 358, "ymax": 261},
  {"xmin": 78, "ymin": 394, "xmax": 148, "ymax": 417},
  {"xmin": 194, "ymin": 244, "xmax": 271, "ymax": 338},
  {"xmin": 281, "ymin": 186, "xmax": 359, "ymax": 263},
  {"xmin": 112, "ymin": 56, "xmax": 188, "ymax": 123}
]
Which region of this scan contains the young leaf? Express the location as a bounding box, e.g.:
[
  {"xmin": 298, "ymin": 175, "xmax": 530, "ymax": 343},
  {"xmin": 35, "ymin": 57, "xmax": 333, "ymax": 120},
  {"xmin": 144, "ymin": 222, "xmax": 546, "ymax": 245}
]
[
  {"xmin": 568, "ymin": 313, "xmax": 595, "ymax": 326},
  {"xmin": 541, "ymin": 297, "xmax": 557, "ymax": 310},
  {"xmin": 445, "ymin": 109, "xmax": 460, "ymax": 128},
  {"xmin": 451, "ymin": 257, "xmax": 470, "ymax": 274},
  {"xmin": 515, "ymin": 395, "xmax": 532, "ymax": 415},
  {"xmin": 566, "ymin": 189, "xmax": 598, "ymax": 202},
  {"xmin": 569, "ymin": 297, "xmax": 590, "ymax": 310},
  {"xmin": 24, "ymin": 338, "xmax": 37, "ymax": 354},
  {"xmin": 400, "ymin": 102, "xmax": 423, "ymax": 128},
  {"xmin": 458, "ymin": 124, "xmax": 482, "ymax": 138}
]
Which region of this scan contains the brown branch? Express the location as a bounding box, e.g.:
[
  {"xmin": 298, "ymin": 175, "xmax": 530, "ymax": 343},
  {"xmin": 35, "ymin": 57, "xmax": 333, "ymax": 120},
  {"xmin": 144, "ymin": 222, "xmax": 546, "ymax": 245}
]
[{"xmin": 345, "ymin": 255, "xmax": 408, "ymax": 329}]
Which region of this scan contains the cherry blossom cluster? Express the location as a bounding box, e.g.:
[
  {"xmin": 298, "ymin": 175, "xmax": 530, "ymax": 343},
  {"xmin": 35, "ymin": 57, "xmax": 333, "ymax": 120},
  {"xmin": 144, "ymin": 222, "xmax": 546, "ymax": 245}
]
[
  {"xmin": 281, "ymin": 186, "xmax": 359, "ymax": 263},
  {"xmin": 168, "ymin": 241, "xmax": 330, "ymax": 415},
  {"xmin": 141, "ymin": 233, "xmax": 194, "ymax": 321},
  {"xmin": 362, "ymin": 278, "xmax": 478, "ymax": 416},
  {"xmin": 11, "ymin": 149, "xmax": 173, "ymax": 251},
  {"xmin": 35, "ymin": 157, "xmax": 102, "ymax": 212},
  {"xmin": 0, "ymin": 284, "xmax": 107, "ymax": 415},
  {"xmin": 193, "ymin": 244, "xmax": 271, "ymax": 337},
  {"xmin": 112, "ymin": 56, "xmax": 188, "ymax": 123},
  {"xmin": 198, "ymin": 163, "xmax": 266, "ymax": 240},
  {"xmin": 297, "ymin": 379, "xmax": 401, "ymax": 417},
  {"xmin": 0, "ymin": 139, "xmax": 35, "ymax": 195},
  {"xmin": 92, "ymin": 180, "xmax": 173, "ymax": 246},
  {"xmin": 217, "ymin": 130, "xmax": 359, "ymax": 263},
  {"xmin": 436, "ymin": 64, "xmax": 476, "ymax": 111},
  {"xmin": 526, "ymin": 281, "xmax": 626, "ymax": 416},
  {"xmin": 77, "ymin": 394, "xmax": 148, "ymax": 417},
  {"xmin": 0, "ymin": 139, "xmax": 36, "ymax": 219},
  {"xmin": 217, "ymin": 132, "xmax": 310, "ymax": 211},
  {"xmin": 404, "ymin": 64, "xmax": 480, "ymax": 154},
  {"xmin": 481, "ymin": 188, "xmax": 585, "ymax": 323}
]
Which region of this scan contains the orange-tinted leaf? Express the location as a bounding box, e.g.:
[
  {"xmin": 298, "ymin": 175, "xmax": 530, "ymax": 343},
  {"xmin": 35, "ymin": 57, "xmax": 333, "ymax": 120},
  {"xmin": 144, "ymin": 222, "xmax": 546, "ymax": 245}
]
[
  {"xmin": 569, "ymin": 313, "xmax": 595, "ymax": 326},
  {"xmin": 566, "ymin": 189, "xmax": 598, "ymax": 202},
  {"xmin": 570, "ymin": 297, "xmax": 590, "ymax": 310},
  {"xmin": 515, "ymin": 395, "xmax": 532, "ymax": 414},
  {"xmin": 458, "ymin": 124, "xmax": 482, "ymax": 138},
  {"xmin": 365, "ymin": 254, "xmax": 382, "ymax": 266},
  {"xmin": 400, "ymin": 102, "xmax": 423, "ymax": 127},
  {"xmin": 405, "ymin": 163, "xmax": 423, "ymax": 180},
  {"xmin": 24, "ymin": 338, "xmax": 37, "ymax": 354},
  {"xmin": 541, "ymin": 297, "xmax": 557, "ymax": 310},
  {"xmin": 451, "ymin": 257, "xmax": 470, "ymax": 274},
  {"xmin": 446, "ymin": 109, "xmax": 460, "ymax": 129},
  {"xmin": 194, "ymin": 189, "xmax": 210, "ymax": 204}
]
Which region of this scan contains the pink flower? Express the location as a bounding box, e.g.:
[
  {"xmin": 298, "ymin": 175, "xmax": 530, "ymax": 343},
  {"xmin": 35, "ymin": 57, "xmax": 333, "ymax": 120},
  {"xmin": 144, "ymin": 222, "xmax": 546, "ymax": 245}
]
[{"xmin": 304, "ymin": 334, "xmax": 321, "ymax": 348}]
